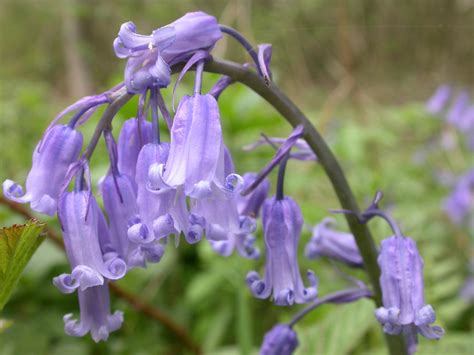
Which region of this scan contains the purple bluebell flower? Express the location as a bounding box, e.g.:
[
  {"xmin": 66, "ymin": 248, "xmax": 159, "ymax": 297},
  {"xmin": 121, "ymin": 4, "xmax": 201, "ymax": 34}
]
[
  {"xmin": 53, "ymin": 190, "xmax": 127, "ymax": 293},
  {"xmin": 117, "ymin": 118, "xmax": 153, "ymax": 183},
  {"xmin": 426, "ymin": 85, "xmax": 451, "ymax": 115},
  {"xmin": 458, "ymin": 105, "xmax": 474, "ymax": 132},
  {"xmin": 191, "ymin": 182, "xmax": 259, "ymax": 258},
  {"xmin": 101, "ymin": 172, "xmax": 149, "ymax": 268},
  {"xmin": 113, "ymin": 22, "xmax": 175, "ymax": 93},
  {"xmin": 236, "ymin": 172, "xmax": 270, "ymax": 218},
  {"xmin": 446, "ymin": 91, "xmax": 470, "ymax": 126},
  {"xmin": 130, "ymin": 142, "xmax": 194, "ymax": 245},
  {"xmin": 164, "ymin": 94, "xmax": 227, "ymax": 198},
  {"xmin": 246, "ymin": 196, "xmax": 317, "ymax": 305},
  {"xmin": 375, "ymin": 236, "xmax": 444, "ymax": 354},
  {"xmin": 114, "ymin": 12, "xmax": 221, "ymax": 93},
  {"xmin": 3, "ymin": 125, "xmax": 83, "ymax": 216},
  {"xmin": 305, "ymin": 217, "xmax": 363, "ymax": 267},
  {"xmin": 260, "ymin": 324, "xmax": 298, "ymax": 355},
  {"xmin": 63, "ymin": 282, "xmax": 123, "ymax": 342},
  {"xmin": 162, "ymin": 12, "xmax": 222, "ymax": 65},
  {"xmin": 443, "ymin": 169, "xmax": 474, "ymax": 225}
]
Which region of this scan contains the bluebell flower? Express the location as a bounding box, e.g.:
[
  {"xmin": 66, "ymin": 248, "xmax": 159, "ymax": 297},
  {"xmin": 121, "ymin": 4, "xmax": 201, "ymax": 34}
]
[
  {"xmin": 53, "ymin": 187, "xmax": 127, "ymax": 293},
  {"xmin": 164, "ymin": 94, "xmax": 229, "ymax": 198},
  {"xmin": 443, "ymin": 169, "xmax": 474, "ymax": 225},
  {"xmin": 375, "ymin": 236, "xmax": 444, "ymax": 354},
  {"xmin": 3, "ymin": 124, "xmax": 83, "ymax": 216},
  {"xmin": 101, "ymin": 172, "xmax": 155, "ymax": 268},
  {"xmin": 446, "ymin": 91, "xmax": 470, "ymax": 126},
  {"xmin": 246, "ymin": 196, "xmax": 317, "ymax": 305},
  {"xmin": 63, "ymin": 282, "xmax": 123, "ymax": 342},
  {"xmin": 117, "ymin": 118, "xmax": 152, "ymax": 184},
  {"xmin": 305, "ymin": 217, "xmax": 363, "ymax": 267},
  {"xmin": 130, "ymin": 142, "xmax": 195, "ymax": 245},
  {"xmin": 260, "ymin": 324, "xmax": 298, "ymax": 355},
  {"xmin": 426, "ymin": 85, "xmax": 451, "ymax": 115},
  {"xmin": 114, "ymin": 12, "xmax": 222, "ymax": 93},
  {"xmin": 191, "ymin": 182, "xmax": 259, "ymax": 258},
  {"xmin": 160, "ymin": 12, "xmax": 222, "ymax": 65}
]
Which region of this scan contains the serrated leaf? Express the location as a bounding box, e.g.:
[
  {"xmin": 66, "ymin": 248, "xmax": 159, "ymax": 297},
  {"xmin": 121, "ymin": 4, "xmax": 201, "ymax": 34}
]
[
  {"xmin": 0, "ymin": 219, "xmax": 45, "ymax": 311},
  {"xmin": 296, "ymin": 298, "xmax": 376, "ymax": 355}
]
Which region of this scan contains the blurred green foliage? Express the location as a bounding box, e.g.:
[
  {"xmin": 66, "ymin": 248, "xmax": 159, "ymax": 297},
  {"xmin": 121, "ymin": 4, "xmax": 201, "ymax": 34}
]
[{"xmin": 0, "ymin": 1, "xmax": 472, "ymax": 354}]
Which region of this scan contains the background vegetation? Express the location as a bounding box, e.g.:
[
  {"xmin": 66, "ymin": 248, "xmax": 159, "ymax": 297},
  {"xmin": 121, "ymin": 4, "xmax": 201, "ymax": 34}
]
[{"xmin": 0, "ymin": 0, "xmax": 472, "ymax": 354}]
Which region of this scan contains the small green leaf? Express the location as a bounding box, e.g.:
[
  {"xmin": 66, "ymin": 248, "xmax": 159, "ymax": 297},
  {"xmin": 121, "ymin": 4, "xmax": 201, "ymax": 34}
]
[{"xmin": 0, "ymin": 219, "xmax": 45, "ymax": 311}]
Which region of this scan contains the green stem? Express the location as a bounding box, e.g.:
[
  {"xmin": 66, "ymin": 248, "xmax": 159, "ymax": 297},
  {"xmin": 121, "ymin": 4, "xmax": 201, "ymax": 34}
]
[{"xmin": 201, "ymin": 58, "xmax": 407, "ymax": 354}]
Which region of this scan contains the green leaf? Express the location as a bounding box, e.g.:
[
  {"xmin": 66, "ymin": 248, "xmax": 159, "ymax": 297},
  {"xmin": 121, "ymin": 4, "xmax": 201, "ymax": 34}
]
[{"xmin": 0, "ymin": 219, "xmax": 45, "ymax": 311}]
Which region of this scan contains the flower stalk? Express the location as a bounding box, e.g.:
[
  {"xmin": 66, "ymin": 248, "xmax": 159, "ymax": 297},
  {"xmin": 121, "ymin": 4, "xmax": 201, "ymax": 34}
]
[{"xmin": 198, "ymin": 57, "xmax": 407, "ymax": 354}]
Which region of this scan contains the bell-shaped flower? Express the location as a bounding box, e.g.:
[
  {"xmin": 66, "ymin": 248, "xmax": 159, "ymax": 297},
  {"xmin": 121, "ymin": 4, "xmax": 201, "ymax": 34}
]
[
  {"xmin": 305, "ymin": 217, "xmax": 363, "ymax": 267},
  {"xmin": 426, "ymin": 85, "xmax": 451, "ymax": 115},
  {"xmin": 63, "ymin": 282, "xmax": 123, "ymax": 342},
  {"xmin": 162, "ymin": 11, "xmax": 222, "ymax": 65},
  {"xmin": 102, "ymin": 172, "xmax": 153, "ymax": 268},
  {"xmin": 53, "ymin": 191, "xmax": 127, "ymax": 294},
  {"xmin": 375, "ymin": 236, "xmax": 444, "ymax": 354},
  {"xmin": 191, "ymin": 181, "xmax": 259, "ymax": 258},
  {"xmin": 260, "ymin": 324, "xmax": 299, "ymax": 355},
  {"xmin": 446, "ymin": 91, "xmax": 470, "ymax": 126},
  {"xmin": 117, "ymin": 118, "xmax": 152, "ymax": 183},
  {"xmin": 114, "ymin": 12, "xmax": 221, "ymax": 93},
  {"xmin": 164, "ymin": 94, "xmax": 227, "ymax": 198},
  {"xmin": 246, "ymin": 196, "xmax": 318, "ymax": 305},
  {"xmin": 443, "ymin": 169, "xmax": 474, "ymax": 225},
  {"xmin": 130, "ymin": 142, "xmax": 193, "ymax": 245},
  {"xmin": 113, "ymin": 22, "xmax": 175, "ymax": 93},
  {"xmin": 236, "ymin": 172, "xmax": 270, "ymax": 218},
  {"xmin": 3, "ymin": 125, "xmax": 83, "ymax": 216}
]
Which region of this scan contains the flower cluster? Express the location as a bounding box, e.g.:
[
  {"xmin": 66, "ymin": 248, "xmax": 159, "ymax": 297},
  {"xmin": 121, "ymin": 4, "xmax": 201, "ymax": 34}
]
[
  {"xmin": 2, "ymin": 11, "xmax": 272, "ymax": 342},
  {"xmin": 375, "ymin": 236, "xmax": 445, "ymax": 354},
  {"xmin": 2, "ymin": 11, "xmax": 446, "ymax": 354}
]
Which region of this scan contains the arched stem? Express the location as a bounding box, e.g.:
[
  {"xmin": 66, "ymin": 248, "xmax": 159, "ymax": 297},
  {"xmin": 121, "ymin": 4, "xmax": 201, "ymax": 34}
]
[{"xmin": 198, "ymin": 58, "xmax": 407, "ymax": 355}]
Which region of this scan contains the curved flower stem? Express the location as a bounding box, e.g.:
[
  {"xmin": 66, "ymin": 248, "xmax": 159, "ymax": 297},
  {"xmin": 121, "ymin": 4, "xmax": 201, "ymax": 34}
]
[
  {"xmin": 289, "ymin": 287, "xmax": 372, "ymax": 327},
  {"xmin": 0, "ymin": 195, "xmax": 202, "ymax": 355},
  {"xmin": 197, "ymin": 58, "xmax": 407, "ymax": 354}
]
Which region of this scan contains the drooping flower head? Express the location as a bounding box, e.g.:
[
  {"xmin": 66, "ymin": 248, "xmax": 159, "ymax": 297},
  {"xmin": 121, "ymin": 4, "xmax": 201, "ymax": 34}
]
[
  {"xmin": 246, "ymin": 196, "xmax": 317, "ymax": 306},
  {"xmin": 375, "ymin": 236, "xmax": 444, "ymax": 354},
  {"xmin": 113, "ymin": 12, "xmax": 222, "ymax": 93},
  {"xmin": 305, "ymin": 217, "xmax": 363, "ymax": 267},
  {"xmin": 164, "ymin": 94, "xmax": 226, "ymax": 198},
  {"xmin": 260, "ymin": 324, "xmax": 299, "ymax": 355},
  {"xmin": 53, "ymin": 163, "xmax": 127, "ymax": 294},
  {"xmin": 3, "ymin": 124, "xmax": 83, "ymax": 216},
  {"xmin": 64, "ymin": 282, "xmax": 123, "ymax": 342},
  {"xmin": 116, "ymin": 117, "xmax": 153, "ymax": 184}
]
